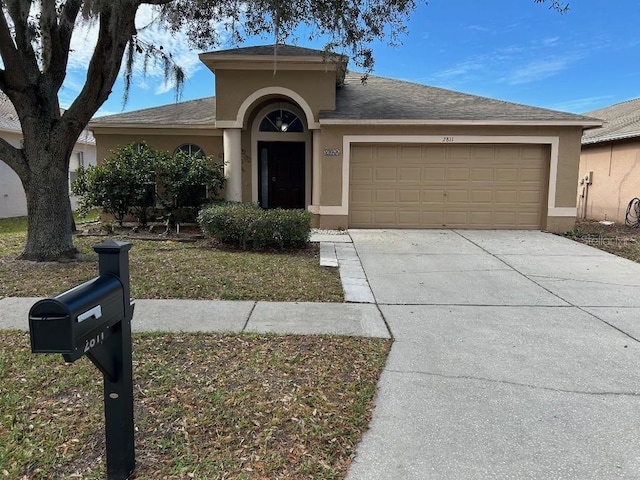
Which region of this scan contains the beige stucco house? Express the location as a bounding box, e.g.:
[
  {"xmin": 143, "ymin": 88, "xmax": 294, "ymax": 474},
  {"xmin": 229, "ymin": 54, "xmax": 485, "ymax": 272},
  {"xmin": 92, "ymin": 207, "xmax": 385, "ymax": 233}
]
[
  {"xmin": 0, "ymin": 96, "xmax": 96, "ymax": 218},
  {"xmin": 579, "ymin": 98, "xmax": 640, "ymax": 223},
  {"xmin": 90, "ymin": 45, "xmax": 600, "ymax": 232}
]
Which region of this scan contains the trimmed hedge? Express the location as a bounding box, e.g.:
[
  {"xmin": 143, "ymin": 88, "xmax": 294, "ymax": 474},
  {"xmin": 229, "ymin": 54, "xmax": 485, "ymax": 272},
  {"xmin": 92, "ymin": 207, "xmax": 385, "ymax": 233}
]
[{"xmin": 198, "ymin": 202, "xmax": 311, "ymax": 250}]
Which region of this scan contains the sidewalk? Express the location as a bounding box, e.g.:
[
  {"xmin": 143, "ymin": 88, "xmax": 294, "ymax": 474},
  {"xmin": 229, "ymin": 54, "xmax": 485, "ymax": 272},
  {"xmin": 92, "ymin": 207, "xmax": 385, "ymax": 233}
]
[
  {"xmin": 0, "ymin": 232, "xmax": 387, "ymax": 339},
  {"xmin": 0, "ymin": 297, "xmax": 389, "ymax": 338}
]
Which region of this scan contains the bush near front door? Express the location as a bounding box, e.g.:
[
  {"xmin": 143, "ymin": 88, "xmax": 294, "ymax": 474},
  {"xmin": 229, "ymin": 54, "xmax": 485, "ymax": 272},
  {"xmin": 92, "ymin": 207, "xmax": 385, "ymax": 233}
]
[{"xmin": 198, "ymin": 202, "xmax": 311, "ymax": 250}]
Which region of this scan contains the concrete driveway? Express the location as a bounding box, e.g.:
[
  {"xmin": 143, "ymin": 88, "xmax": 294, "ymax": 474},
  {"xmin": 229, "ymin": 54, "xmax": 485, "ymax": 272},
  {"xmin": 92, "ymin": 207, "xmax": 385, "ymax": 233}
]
[{"xmin": 346, "ymin": 230, "xmax": 640, "ymax": 480}]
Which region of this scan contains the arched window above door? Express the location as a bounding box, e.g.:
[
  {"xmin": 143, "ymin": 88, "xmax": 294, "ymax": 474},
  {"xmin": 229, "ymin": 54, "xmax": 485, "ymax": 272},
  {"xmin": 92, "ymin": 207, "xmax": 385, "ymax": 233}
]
[{"xmin": 259, "ymin": 109, "xmax": 304, "ymax": 133}]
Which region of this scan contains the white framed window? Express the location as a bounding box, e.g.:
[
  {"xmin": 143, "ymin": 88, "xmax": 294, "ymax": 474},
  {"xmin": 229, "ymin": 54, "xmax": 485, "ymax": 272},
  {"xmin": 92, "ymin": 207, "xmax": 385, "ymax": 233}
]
[{"xmin": 175, "ymin": 143, "xmax": 205, "ymax": 158}]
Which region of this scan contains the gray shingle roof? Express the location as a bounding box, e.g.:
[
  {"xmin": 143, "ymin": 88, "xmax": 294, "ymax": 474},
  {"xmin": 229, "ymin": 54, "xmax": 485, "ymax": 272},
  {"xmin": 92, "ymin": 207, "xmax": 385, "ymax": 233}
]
[
  {"xmin": 90, "ymin": 97, "xmax": 216, "ymax": 127},
  {"xmin": 581, "ymin": 98, "xmax": 640, "ymax": 145},
  {"xmin": 323, "ymin": 72, "xmax": 599, "ymax": 124},
  {"xmin": 203, "ymin": 44, "xmax": 335, "ymax": 58},
  {"xmin": 88, "ymin": 73, "xmax": 599, "ymax": 128}
]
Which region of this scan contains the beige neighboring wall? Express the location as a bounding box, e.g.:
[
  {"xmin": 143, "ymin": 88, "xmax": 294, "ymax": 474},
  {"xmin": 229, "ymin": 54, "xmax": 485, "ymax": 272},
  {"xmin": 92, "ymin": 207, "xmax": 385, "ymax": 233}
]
[
  {"xmin": 578, "ymin": 139, "xmax": 640, "ymax": 223},
  {"xmin": 91, "ymin": 129, "xmax": 223, "ymax": 163}
]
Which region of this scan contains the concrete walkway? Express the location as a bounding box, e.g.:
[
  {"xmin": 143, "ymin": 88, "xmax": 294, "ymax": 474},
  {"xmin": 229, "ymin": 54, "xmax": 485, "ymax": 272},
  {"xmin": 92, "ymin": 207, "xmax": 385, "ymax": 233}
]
[{"xmin": 0, "ymin": 297, "xmax": 388, "ymax": 337}]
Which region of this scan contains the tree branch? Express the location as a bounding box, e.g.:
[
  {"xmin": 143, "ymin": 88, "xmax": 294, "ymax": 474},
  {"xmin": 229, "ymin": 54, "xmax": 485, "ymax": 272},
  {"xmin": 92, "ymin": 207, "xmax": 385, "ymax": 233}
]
[
  {"xmin": 0, "ymin": 7, "xmax": 23, "ymax": 91},
  {"xmin": 45, "ymin": 0, "xmax": 83, "ymax": 93},
  {"xmin": 63, "ymin": 1, "xmax": 138, "ymax": 133},
  {"xmin": 5, "ymin": 0, "xmax": 40, "ymax": 82},
  {"xmin": 0, "ymin": 132, "xmax": 26, "ymax": 179}
]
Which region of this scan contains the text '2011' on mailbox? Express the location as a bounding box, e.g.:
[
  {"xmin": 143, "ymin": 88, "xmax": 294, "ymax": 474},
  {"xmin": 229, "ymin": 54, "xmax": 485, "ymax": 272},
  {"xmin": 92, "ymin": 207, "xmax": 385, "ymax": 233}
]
[{"xmin": 29, "ymin": 274, "xmax": 125, "ymax": 362}]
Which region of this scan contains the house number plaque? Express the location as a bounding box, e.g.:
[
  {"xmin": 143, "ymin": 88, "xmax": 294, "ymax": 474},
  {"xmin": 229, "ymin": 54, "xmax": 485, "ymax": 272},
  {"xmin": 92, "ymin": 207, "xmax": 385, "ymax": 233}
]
[{"xmin": 323, "ymin": 149, "xmax": 341, "ymax": 156}]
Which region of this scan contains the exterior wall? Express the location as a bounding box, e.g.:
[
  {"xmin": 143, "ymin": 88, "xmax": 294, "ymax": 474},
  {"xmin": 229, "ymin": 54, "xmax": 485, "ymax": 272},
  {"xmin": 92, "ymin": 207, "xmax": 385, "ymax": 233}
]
[
  {"xmin": 90, "ymin": 116, "xmax": 585, "ymax": 234},
  {"xmin": 215, "ymin": 70, "xmax": 336, "ymax": 123},
  {"xmin": 315, "ymin": 124, "xmax": 584, "ymax": 232},
  {"xmin": 92, "ymin": 129, "xmax": 223, "ymax": 164},
  {"xmin": 578, "ymin": 139, "xmax": 640, "ymax": 223},
  {"xmin": 0, "ymin": 131, "xmax": 96, "ymax": 218}
]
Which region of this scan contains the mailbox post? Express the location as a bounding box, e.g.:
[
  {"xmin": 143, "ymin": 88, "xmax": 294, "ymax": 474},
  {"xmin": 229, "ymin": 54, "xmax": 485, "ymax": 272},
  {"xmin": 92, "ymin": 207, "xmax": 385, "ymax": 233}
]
[{"xmin": 29, "ymin": 240, "xmax": 136, "ymax": 480}]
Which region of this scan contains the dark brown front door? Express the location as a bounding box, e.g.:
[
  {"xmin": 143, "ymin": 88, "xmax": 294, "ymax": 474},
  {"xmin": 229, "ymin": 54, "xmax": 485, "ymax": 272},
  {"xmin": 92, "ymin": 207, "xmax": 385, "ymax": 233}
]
[{"xmin": 258, "ymin": 141, "xmax": 305, "ymax": 209}]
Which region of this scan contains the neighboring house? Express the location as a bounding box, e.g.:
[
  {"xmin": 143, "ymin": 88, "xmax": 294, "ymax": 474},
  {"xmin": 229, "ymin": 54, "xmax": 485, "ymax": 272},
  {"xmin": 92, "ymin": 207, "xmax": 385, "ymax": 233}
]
[
  {"xmin": 579, "ymin": 98, "xmax": 640, "ymax": 223},
  {"xmin": 89, "ymin": 44, "xmax": 600, "ymax": 232},
  {"xmin": 0, "ymin": 96, "xmax": 97, "ymax": 218}
]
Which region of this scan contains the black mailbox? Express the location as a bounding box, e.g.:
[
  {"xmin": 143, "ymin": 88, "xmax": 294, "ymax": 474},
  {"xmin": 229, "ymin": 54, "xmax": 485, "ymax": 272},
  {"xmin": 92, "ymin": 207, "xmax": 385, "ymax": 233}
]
[
  {"xmin": 28, "ymin": 240, "xmax": 136, "ymax": 480},
  {"xmin": 29, "ymin": 274, "xmax": 125, "ymax": 362}
]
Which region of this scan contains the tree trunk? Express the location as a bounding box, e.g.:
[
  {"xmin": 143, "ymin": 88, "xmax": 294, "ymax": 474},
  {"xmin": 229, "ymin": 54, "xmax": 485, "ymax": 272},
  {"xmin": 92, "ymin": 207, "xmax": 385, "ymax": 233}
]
[{"xmin": 20, "ymin": 137, "xmax": 77, "ymax": 261}]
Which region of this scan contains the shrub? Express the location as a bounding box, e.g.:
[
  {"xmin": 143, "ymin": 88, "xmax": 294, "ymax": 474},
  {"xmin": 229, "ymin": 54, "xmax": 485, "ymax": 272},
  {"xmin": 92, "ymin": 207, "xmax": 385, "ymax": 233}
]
[
  {"xmin": 198, "ymin": 203, "xmax": 311, "ymax": 250},
  {"xmin": 73, "ymin": 143, "xmax": 225, "ymax": 227},
  {"xmin": 72, "ymin": 142, "xmax": 159, "ymax": 225}
]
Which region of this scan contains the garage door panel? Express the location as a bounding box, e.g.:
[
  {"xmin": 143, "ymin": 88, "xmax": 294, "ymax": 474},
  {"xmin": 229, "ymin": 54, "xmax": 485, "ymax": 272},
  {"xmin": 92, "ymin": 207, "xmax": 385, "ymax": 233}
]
[
  {"xmin": 400, "ymin": 146, "xmax": 422, "ymax": 159},
  {"xmin": 398, "ymin": 211, "xmax": 421, "ymax": 225},
  {"xmin": 374, "ymin": 210, "xmax": 397, "ymax": 224},
  {"xmin": 444, "ymin": 211, "xmax": 470, "ymax": 226},
  {"xmin": 521, "ymin": 168, "xmax": 543, "ymax": 182},
  {"xmin": 496, "ymin": 169, "xmax": 519, "ymax": 182},
  {"xmin": 471, "ymin": 168, "xmax": 494, "ymax": 182},
  {"xmin": 375, "ymin": 189, "xmax": 396, "ymax": 203},
  {"xmin": 495, "ymin": 190, "xmax": 518, "ymax": 205},
  {"xmin": 349, "ymin": 144, "xmax": 546, "ymax": 229},
  {"xmin": 350, "ymin": 210, "xmax": 372, "ymax": 225},
  {"xmin": 351, "ymin": 188, "xmax": 373, "ymax": 203},
  {"xmin": 422, "ymin": 167, "xmax": 446, "ymax": 181},
  {"xmin": 519, "ymin": 190, "xmax": 541, "ymax": 204},
  {"xmin": 399, "ymin": 167, "xmax": 421, "ymax": 181},
  {"xmin": 471, "ymin": 190, "xmax": 493, "ymax": 203},
  {"xmin": 422, "ymin": 189, "xmax": 445, "ymax": 203},
  {"xmin": 469, "ymin": 212, "xmax": 493, "ymax": 226},
  {"xmin": 448, "ymin": 168, "xmax": 470, "ymax": 181},
  {"xmin": 399, "ymin": 190, "xmax": 420, "ymax": 203},
  {"xmin": 447, "ymin": 190, "xmax": 470, "ymax": 203},
  {"xmin": 351, "ymin": 166, "xmax": 373, "ymax": 182},
  {"xmin": 375, "ymin": 168, "xmax": 397, "ymax": 181},
  {"xmin": 494, "ymin": 212, "xmax": 518, "ymax": 226}
]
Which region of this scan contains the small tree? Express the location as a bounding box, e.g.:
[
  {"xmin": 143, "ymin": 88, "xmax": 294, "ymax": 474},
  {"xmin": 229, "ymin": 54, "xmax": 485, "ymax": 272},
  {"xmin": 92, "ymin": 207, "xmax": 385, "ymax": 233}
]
[
  {"xmin": 155, "ymin": 150, "xmax": 226, "ymax": 229},
  {"xmin": 72, "ymin": 143, "xmax": 161, "ymax": 226}
]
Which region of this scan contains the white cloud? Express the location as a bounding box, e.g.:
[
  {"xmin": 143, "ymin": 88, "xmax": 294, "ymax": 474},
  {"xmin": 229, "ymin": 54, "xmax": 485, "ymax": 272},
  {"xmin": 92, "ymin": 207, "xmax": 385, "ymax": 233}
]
[
  {"xmin": 550, "ymin": 95, "xmax": 617, "ymax": 114},
  {"xmin": 65, "ymin": 5, "xmax": 215, "ymax": 98},
  {"xmin": 501, "ymin": 58, "xmax": 569, "ymax": 85},
  {"xmin": 542, "ymin": 36, "xmax": 560, "ymax": 47}
]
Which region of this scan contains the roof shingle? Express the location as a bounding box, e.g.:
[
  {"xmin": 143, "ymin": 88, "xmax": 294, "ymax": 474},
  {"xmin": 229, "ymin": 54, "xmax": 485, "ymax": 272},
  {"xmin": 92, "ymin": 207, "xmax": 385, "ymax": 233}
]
[
  {"xmin": 202, "ymin": 44, "xmax": 336, "ymax": 58},
  {"xmin": 323, "ymin": 72, "xmax": 599, "ymax": 124},
  {"xmin": 90, "ymin": 97, "xmax": 216, "ymax": 126},
  {"xmin": 581, "ymin": 98, "xmax": 640, "ymax": 145},
  {"xmin": 88, "ymin": 73, "xmax": 599, "ymax": 128}
]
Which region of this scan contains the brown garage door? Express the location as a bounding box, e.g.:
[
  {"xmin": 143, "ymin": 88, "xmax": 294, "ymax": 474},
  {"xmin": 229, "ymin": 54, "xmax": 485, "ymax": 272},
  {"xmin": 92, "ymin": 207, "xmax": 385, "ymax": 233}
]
[{"xmin": 349, "ymin": 144, "xmax": 548, "ymax": 229}]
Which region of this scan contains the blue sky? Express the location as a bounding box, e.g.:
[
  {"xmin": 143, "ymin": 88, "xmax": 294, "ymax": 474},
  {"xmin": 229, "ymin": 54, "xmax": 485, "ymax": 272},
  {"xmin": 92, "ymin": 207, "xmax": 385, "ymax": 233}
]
[{"xmin": 80, "ymin": 0, "xmax": 640, "ymax": 118}]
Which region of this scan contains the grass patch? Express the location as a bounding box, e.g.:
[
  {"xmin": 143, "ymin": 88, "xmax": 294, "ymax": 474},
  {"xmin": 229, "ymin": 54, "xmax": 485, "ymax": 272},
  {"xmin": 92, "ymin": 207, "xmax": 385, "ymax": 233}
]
[
  {"xmin": 0, "ymin": 234, "xmax": 343, "ymax": 301},
  {"xmin": 0, "ymin": 216, "xmax": 28, "ymax": 235},
  {"xmin": 0, "ymin": 331, "xmax": 390, "ymax": 479},
  {"xmin": 0, "ymin": 211, "xmax": 100, "ymax": 236},
  {"xmin": 565, "ymin": 220, "xmax": 640, "ymax": 263},
  {"xmin": 0, "ymin": 213, "xmax": 342, "ymax": 302}
]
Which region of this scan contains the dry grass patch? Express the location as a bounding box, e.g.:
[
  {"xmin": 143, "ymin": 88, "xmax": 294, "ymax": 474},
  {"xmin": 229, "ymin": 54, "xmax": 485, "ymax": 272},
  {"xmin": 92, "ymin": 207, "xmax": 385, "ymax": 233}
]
[
  {"xmin": 0, "ymin": 233, "xmax": 343, "ymax": 302},
  {"xmin": 565, "ymin": 220, "xmax": 640, "ymax": 263},
  {"xmin": 0, "ymin": 331, "xmax": 390, "ymax": 479}
]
